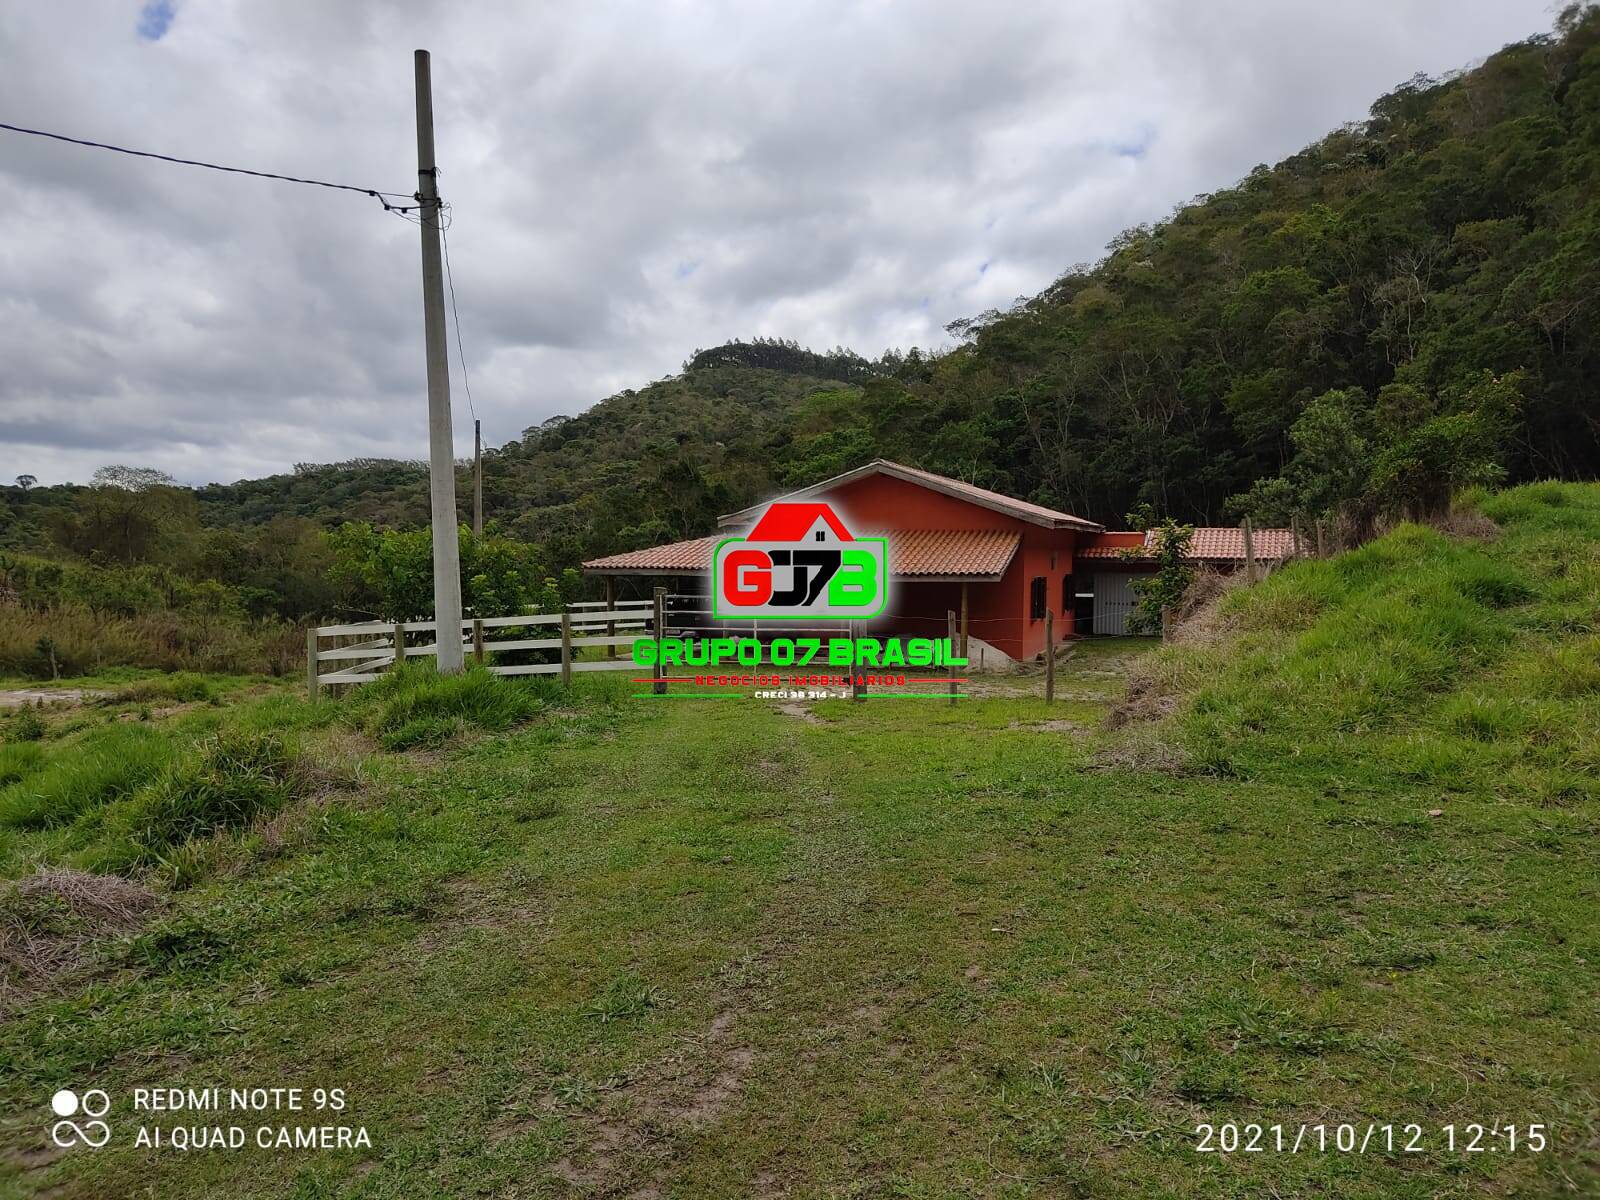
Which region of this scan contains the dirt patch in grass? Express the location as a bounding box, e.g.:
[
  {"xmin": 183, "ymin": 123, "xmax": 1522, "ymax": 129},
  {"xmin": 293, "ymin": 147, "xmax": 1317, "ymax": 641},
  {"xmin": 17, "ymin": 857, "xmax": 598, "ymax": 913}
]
[
  {"xmin": 776, "ymin": 703, "xmax": 826, "ymax": 725},
  {"xmin": 0, "ymin": 868, "xmax": 162, "ymax": 1012},
  {"xmin": 548, "ymin": 1006, "xmax": 758, "ymax": 1192},
  {"xmin": 0, "ymin": 688, "xmax": 108, "ymax": 709},
  {"xmin": 1090, "ymin": 731, "xmax": 1193, "ymax": 776},
  {"xmin": 1008, "ymin": 718, "xmax": 1086, "ymax": 733},
  {"xmin": 412, "ymin": 875, "xmax": 553, "ymax": 953}
]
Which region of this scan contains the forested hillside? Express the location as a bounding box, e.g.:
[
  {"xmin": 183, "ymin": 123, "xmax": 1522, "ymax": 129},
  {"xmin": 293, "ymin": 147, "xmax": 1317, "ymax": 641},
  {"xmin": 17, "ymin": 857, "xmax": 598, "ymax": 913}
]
[{"xmin": 839, "ymin": 4, "xmax": 1600, "ymax": 528}]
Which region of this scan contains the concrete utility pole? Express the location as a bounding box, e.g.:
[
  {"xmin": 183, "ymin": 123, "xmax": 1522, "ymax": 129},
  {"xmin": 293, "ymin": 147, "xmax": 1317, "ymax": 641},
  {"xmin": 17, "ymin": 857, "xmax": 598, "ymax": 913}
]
[
  {"xmin": 473, "ymin": 418, "xmax": 484, "ymax": 538},
  {"xmin": 414, "ymin": 49, "xmax": 464, "ymax": 674}
]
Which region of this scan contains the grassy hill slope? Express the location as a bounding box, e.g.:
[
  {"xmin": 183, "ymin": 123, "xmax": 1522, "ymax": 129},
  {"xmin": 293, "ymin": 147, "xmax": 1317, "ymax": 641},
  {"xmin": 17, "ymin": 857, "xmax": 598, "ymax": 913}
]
[{"xmin": 1126, "ymin": 480, "xmax": 1600, "ymax": 803}]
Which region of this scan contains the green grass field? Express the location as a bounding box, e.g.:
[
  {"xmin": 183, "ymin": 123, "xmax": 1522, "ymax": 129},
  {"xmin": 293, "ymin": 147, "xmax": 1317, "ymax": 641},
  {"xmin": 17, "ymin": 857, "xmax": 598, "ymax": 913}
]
[{"xmin": 0, "ymin": 483, "xmax": 1596, "ymax": 1198}]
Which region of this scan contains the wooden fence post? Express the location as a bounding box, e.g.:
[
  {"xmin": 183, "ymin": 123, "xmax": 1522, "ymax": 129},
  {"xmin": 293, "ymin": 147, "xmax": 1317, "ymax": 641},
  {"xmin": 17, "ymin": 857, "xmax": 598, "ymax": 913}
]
[
  {"xmin": 948, "ymin": 610, "xmax": 959, "ymax": 706},
  {"xmin": 1291, "ymin": 516, "xmax": 1303, "ymax": 559},
  {"xmin": 1161, "ymin": 605, "xmax": 1175, "ymax": 642},
  {"xmin": 473, "ymin": 618, "xmax": 484, "ymax": 664},
  {"xmin": 1242, "ymin": 517, "xmax": 1257, "ymax": 583},
  {"xmin": 1044, "ymin": 608, "xmax": 1055, "ymax": 703},
  {"xmin": 653, "ymin": 587, "xmax": 667, "ymax": 695},
  {"xmin": 605, "ymin": 578, "xmax": 617, "ymax": 659},
  {"xmin": 306, "ymin": 627, "xmax": 320, "ymax": 699},
  {"xmin": 560, "ymin": 611, "xmax": 573, "ymax": 687},
  {"xmin": 1315, "ymin": 520, "xmax": 1327, "ymax": 558},
  {"xmin": 393, "ymin": 622, "xmax": 406, "ymax": 674}
]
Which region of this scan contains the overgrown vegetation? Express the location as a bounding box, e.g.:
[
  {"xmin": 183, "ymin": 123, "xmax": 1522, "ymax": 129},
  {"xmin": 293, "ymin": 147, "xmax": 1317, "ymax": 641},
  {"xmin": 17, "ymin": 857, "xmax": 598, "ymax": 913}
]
[
  {"xmin": 1124, "ymin": 516, "xmax": 1196, "ymax": 634},
  {"xmin": 1119, "ymin": 481, "xmax": 1600, "ymax": 803},
  {"xmin": 342, "ymin": 664, "xmax": 552, "ymax": 750}
]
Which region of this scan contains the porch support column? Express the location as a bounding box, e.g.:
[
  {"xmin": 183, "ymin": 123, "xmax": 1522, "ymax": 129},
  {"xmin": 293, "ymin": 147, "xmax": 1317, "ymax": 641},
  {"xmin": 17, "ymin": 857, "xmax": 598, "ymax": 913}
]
[{"xmin": 959, "ymin": 583, "xmax": 969, "ymax": 661}]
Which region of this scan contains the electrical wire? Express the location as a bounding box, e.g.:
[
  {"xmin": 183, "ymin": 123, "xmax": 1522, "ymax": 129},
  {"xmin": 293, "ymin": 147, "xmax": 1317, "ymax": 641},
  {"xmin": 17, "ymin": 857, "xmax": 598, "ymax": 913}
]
[
  {"xmin": 0, "ymin": 120, "xmax": 419, "ymax": 211},
  {"xmin": 438, "ymin": 205, "xmax": 478, "ymax": 423},
  {"xmin": 3, "ymin": 118, "xmax": 486, "ymax": 426}
]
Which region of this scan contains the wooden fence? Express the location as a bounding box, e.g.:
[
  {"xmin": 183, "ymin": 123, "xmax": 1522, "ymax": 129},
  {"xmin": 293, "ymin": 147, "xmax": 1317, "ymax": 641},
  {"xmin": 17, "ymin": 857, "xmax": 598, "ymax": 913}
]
[
  {"xmin": 307, "ymin": 599, "xmax": 655, "ymax": 695},
  {"xmin": 308, "ymin": 594, "xmax": 954, "ymax": 702}
]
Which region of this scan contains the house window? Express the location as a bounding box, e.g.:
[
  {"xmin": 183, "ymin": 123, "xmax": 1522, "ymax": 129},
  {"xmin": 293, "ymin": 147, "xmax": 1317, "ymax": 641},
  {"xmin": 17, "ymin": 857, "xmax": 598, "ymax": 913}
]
[
  {"xmin": 1062, "ymin": 573, "xmax": 1074, "ymax": 612},
  {"xmin": 1030, "ymin": 576, "xmax": 1047, "ymax": 620}
]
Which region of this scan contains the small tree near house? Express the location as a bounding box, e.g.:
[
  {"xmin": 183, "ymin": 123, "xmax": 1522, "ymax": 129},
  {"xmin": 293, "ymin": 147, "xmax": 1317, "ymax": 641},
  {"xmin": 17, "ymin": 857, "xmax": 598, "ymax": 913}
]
[{"xmin": 1122, "ymin": 516, "xmax": 1195, "ymax": 636}]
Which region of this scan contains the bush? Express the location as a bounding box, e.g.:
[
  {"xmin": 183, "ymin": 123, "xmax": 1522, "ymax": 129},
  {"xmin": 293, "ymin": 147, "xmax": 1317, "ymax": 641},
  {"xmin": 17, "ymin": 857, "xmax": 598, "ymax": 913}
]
[{"xmin": 4, "ymin": 710, "xmax": 46, "ymax": 742}]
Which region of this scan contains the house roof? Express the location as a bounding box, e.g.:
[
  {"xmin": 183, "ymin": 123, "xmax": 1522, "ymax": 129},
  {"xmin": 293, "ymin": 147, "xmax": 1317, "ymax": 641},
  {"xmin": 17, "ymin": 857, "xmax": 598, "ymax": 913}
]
[
  {"xmin": 716, "ymin": 460, "xmax": 1103, "ymax": 532},
  {"xmin": 583, "ymin": 528, "xmax": 1021, "ymax": 580},
  {"xmin": 1076, "ymin": 527, "xmax": 1300, "ymax": 562},
  {"xmin": 747, "ymin": 501, "xmax": 853, "ymax": 541}
]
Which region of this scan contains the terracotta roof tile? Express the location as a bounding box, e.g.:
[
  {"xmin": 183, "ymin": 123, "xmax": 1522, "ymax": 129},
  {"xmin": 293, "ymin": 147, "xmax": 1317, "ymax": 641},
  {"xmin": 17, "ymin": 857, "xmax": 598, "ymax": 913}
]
[
  {"xmin": 1076, "ymin": 528, "xmax": 1300, "ymax": 561},
  {"xmin": 583, "ymin": 534, "xmax": 722, "ymax": 573},
  {"xmin": 584, "ymin": 529, "xmax": 1020, "ymax": 579},
  {"xmin": 872, "ymin": 528, "xmax": 1019, "ymax": 578},
  {"xmin": 717, "ymin": 460, "xmax": 1103, "ymax": 532}
]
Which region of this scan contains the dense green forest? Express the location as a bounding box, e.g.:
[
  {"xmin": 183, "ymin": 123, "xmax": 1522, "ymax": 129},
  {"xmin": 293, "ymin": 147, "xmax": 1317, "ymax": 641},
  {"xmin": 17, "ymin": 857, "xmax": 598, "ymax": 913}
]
[{"xmin": 3, "ymin": 6, "xmax": 1598, "ymax": 664}]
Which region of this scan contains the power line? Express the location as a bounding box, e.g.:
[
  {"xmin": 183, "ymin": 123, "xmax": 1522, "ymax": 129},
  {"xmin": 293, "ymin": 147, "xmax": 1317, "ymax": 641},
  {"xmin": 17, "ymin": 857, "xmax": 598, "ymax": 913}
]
[
  {"xmin": 0, "ymin": 120, "xmax": 419, "ymax": 211},
  {"xmin": 438, "ymin": 209, "xmax": 477, "ymax": 423}
]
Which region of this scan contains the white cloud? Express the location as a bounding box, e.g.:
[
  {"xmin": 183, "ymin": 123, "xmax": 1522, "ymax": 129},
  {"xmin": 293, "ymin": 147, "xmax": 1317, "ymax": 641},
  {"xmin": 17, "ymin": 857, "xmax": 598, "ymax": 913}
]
[{"xmin": 0, "ymin": 0, "xmax": 1556, "ymax": 485}]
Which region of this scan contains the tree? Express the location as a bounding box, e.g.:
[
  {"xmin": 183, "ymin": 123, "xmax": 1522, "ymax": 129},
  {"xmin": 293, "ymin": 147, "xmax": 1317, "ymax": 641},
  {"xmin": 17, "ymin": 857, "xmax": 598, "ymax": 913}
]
[
  {"xmin": 48, "ymin": 465, "xmax": 199, "ymax": 565},
  {"xmin": 1125, "ymin": 516, "xmax": 1196, "ymax": 636},
  {"xmin": 14, "ymin": 475, "xmax": 35, "ymax": 491}
]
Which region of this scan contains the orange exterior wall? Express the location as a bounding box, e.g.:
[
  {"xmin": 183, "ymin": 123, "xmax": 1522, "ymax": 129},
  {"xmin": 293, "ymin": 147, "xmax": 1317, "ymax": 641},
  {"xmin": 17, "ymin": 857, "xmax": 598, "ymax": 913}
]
[{"xmin": 812, "ymin": 474, "xmax": 1080, "ymax": 661}]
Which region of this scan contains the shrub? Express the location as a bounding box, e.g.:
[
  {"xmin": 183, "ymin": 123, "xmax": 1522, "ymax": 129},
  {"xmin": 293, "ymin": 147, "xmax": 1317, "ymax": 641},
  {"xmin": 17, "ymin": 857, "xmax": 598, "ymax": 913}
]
[{"xmin": 4, "ymin": 710, "xmax": 46, "ymax": 742}]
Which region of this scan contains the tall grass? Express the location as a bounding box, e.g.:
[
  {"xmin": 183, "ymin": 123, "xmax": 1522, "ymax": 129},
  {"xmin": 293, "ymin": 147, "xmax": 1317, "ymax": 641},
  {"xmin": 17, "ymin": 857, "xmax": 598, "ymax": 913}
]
[
  {"xmin": 0, "ymin": 743, "xmax": 46, "ymax": 789},
  {"xmin": 87, "ymin": 730, "xmax": 307, "ymax": 875},
  {"xmin": 0, "ymin": 603, "xmax": 302, "ymax": 680},
  {"xmin": 0, "ymin": 725, "xmax": 180, "ymax": 829},
  {"xmin": 343, "ymin": 664, "xmax": 548, "ymax": 749}
]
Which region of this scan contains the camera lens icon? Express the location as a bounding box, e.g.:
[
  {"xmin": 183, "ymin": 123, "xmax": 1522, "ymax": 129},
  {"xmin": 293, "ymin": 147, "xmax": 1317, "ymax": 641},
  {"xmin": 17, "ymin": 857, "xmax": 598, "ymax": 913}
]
[{"xmin": 49, "ymin": 1088, "xmax": 111, "ymax": 1148}]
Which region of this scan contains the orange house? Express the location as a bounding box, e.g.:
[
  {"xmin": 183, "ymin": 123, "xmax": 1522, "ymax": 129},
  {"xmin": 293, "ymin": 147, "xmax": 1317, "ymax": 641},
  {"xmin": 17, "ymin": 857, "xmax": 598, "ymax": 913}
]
[{"xmin": 582, "ymin": 460, "xmax": 1103, "ymax": 662}]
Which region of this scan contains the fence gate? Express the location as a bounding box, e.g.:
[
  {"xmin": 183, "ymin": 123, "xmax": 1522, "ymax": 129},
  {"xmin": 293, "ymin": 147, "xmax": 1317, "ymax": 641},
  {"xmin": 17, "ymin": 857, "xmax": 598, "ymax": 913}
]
[
  {"xmin": 1091, "ymin": 572, "xmax": 1140, "ymax": 636},
  {"xmin": 307, "ymin": 600, "xmax": 654, "ymax": 693}
]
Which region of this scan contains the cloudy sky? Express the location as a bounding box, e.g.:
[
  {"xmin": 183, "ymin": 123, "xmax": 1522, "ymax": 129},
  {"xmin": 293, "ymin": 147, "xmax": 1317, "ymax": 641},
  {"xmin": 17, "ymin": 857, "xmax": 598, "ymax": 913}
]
[{"xmin": 0, "ymin": 0, "xmax": 1557, "ymax": 486}]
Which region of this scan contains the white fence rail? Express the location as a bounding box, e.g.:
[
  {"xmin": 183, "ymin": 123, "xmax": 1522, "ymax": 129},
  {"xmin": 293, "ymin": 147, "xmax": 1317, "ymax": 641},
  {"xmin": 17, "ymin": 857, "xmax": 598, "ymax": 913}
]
[
  {"xmin": 307, "ymin": 599, "xmax": 659, "ymax": 693},
  {"xmin": 307, "ymin": 595, "xmax": 881, "ymax": 696}
]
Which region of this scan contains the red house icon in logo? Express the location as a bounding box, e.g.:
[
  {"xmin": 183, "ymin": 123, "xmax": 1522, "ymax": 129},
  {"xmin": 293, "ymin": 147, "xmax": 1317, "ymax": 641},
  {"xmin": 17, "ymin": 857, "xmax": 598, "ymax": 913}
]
[
  {"xmin": 746, "ymin": 502, "xmax": 854, "ymax": 543},
  {"xmin": 713, "ymin": 502, "xmax": 888, "ymax": 620}
]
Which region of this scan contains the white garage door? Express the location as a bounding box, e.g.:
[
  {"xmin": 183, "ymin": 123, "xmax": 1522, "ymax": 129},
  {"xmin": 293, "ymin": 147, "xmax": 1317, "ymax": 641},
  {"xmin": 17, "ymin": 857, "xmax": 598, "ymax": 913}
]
[{"xmin": 1092, "ymin": 572, "xmax": 1140, "ymax": 636}]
